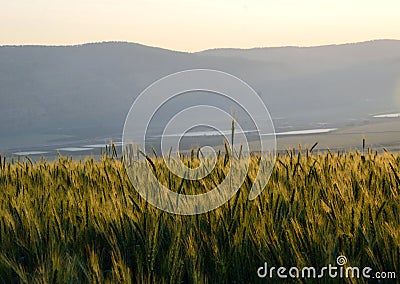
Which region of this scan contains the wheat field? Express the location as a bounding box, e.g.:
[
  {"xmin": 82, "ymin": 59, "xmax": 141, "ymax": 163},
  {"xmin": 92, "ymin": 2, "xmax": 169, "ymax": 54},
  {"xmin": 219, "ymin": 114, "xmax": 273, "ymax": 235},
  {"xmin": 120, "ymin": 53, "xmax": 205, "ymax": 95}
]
[{"xmin": 0, "ymin": 149, "xmax": 399, "ymax": 283}]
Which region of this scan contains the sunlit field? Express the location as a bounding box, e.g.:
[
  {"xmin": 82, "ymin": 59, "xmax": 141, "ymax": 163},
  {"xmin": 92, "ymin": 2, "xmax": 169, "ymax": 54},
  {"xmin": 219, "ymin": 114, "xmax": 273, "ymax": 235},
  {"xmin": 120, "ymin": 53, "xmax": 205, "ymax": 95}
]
[{"xmin": 0, "ymin": 149, "xmax": 399, "ymax": 283}]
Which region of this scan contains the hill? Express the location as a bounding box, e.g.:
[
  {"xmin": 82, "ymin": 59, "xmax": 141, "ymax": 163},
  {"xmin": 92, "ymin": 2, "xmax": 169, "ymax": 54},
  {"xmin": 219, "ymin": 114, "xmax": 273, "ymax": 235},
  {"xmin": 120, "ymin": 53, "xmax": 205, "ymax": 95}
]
[{"xmin": 0, "ymin": 40, "xmax": 399, "ymax": 149}]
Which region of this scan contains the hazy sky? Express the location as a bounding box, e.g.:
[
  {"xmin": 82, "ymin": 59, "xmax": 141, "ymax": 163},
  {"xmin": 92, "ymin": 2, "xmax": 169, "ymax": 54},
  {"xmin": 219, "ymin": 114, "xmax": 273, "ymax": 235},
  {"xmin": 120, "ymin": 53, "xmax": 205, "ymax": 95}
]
[{"xmin": 1, "ymin": 0, "xmax": 399, "ymax": 51}]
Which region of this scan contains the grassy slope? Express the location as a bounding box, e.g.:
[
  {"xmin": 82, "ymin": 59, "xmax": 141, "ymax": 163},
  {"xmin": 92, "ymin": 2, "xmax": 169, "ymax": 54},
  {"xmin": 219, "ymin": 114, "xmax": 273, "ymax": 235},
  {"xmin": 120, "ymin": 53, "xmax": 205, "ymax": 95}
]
[{"xmin": 0, "ymin": 151, "xmax": 399, "ymax": 283}]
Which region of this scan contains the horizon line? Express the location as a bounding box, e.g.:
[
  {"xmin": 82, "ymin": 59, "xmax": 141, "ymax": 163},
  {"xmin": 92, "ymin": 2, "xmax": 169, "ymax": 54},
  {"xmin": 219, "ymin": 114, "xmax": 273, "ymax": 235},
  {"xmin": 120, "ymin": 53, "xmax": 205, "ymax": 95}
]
[{"xmin": 0, "ymin": 38, "xmax": 399, "ymax": 53}]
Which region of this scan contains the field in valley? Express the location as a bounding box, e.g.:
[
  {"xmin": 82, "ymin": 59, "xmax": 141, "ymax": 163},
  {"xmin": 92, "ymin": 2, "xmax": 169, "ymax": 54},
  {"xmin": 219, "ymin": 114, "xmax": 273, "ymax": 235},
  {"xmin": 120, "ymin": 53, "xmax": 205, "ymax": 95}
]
[{"xmin": 0, "ymin": 149, "xmax": 399, "ymax": 283}]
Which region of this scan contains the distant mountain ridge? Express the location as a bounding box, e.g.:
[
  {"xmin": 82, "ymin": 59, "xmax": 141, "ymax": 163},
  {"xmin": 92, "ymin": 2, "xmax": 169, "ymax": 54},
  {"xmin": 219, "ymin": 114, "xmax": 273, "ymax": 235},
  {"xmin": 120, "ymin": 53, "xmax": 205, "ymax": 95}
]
[{"xmin": 1, "ymin": 40, "xmax": 399, "ymax": 148}]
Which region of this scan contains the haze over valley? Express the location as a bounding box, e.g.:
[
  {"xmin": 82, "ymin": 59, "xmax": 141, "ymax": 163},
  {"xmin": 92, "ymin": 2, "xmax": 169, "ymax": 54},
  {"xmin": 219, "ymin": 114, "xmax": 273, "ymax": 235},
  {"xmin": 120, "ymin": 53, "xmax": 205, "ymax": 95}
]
[{"xmin": 1, "ymin": 40, "xmax": 400, "ymax": 156}]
